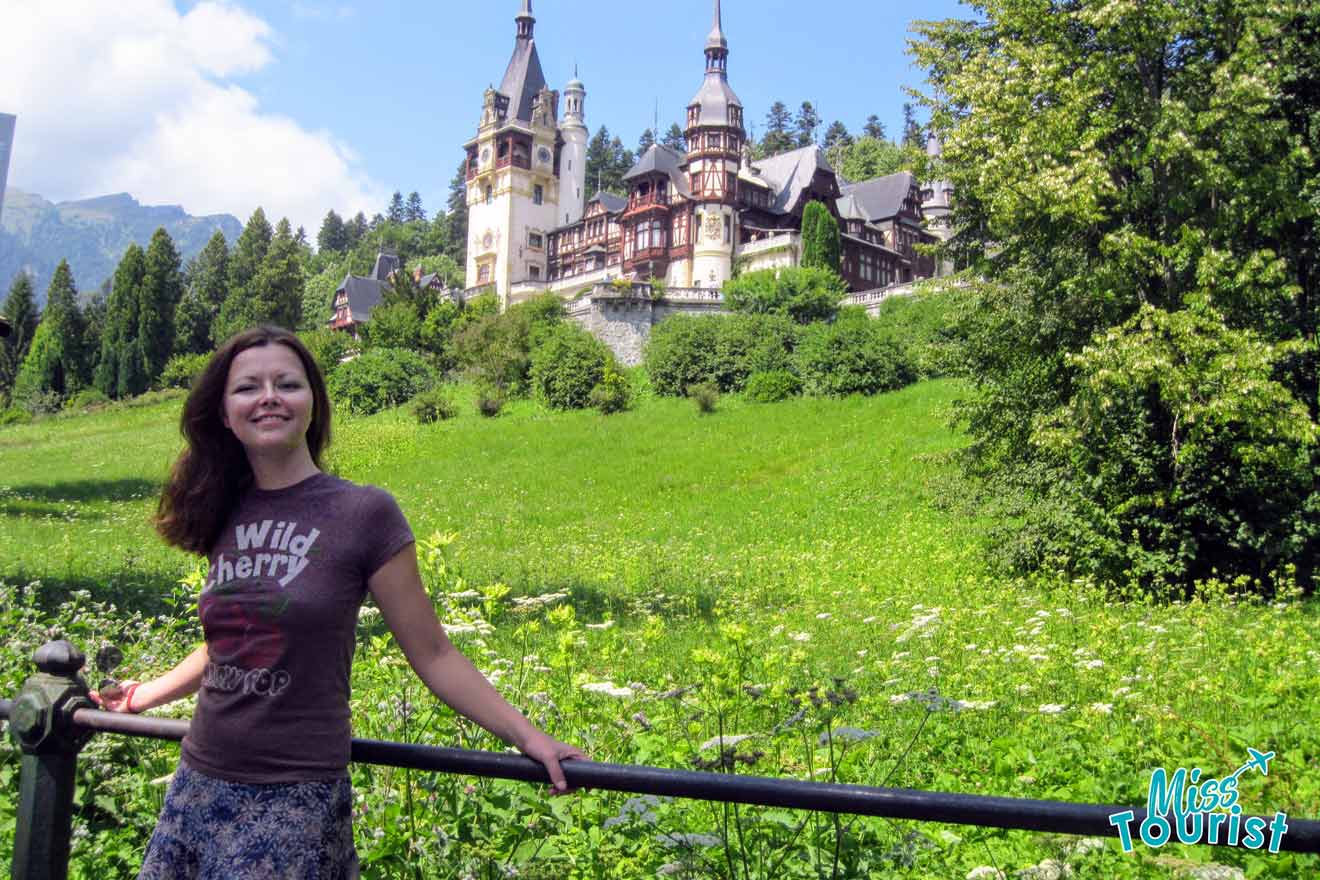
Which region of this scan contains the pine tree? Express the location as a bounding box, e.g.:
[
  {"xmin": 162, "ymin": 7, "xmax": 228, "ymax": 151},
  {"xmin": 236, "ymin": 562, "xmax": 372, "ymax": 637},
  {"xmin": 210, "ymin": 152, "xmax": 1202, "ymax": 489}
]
[
  {"xmin": 761, "ymin": 102, "xmax": 795, "ymax": 156},
  {"xmin": 863, "ymin": 115, "xmax": 886, "ymax": 140},
  {"xmin": 216, "ymin": 208, "xmax": 273, "ymax": 344},
  {"xmin": 15, "ymin": 261, "xmax": 86, "ymax": 401},
  {"xmin": 405, "ymin": 191, "xmax": 426, "ymax": 223},
  {"xmin": 387, "ymin": 191, "xmax": 406, "ymax": 224},
  {"xmin": 0, "ymin": 273, "xmax": 39, "ymax": 399},
  {"xmin": 795, "ymin": 102, "xmax": 821, "ymax": 148},
  {"xmin": 585, "ymin": 126, "xmax": 614, "ymax": 193},
  {"xmin": 318, "ymin": 210, "xmax": 349, "ymax": 253},
  {"xmin": 256, "ymin": 219, "xmax": 305, "ymax": 330},
  {"xmin": 661, "ymin": 123, "xmax": 687, "ymax": 153},
  {"xmin": 347, "ymin": 212, "xmax": 369, "ymax": 249},
  {"xmin": 902, "ymin": 102, "xmax": 922, "ymax": 149},
  {"xmin": 446, "ymin": 160, "xmax": 469, "ymax": 268},
  {"xmin": 138, "ymin": 227, "xmax": 183, "ymax": 384},
  {"xmin": 173, "ymin": 231, "xmax": 228, "ymax": 355},
  {"xmin": 96, "ymin": 244, "xmax": 146, "ymax": 397},
  {"xmin": 638, "ymin": 128, "xmax": 656, "ymax": 155}
]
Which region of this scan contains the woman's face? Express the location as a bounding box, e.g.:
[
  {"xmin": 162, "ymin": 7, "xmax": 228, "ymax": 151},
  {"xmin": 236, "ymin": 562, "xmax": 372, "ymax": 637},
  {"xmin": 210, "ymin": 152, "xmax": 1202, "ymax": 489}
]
[{"xmin": 221, "ymin": 343, "xmax": 314, "ymax": 457}]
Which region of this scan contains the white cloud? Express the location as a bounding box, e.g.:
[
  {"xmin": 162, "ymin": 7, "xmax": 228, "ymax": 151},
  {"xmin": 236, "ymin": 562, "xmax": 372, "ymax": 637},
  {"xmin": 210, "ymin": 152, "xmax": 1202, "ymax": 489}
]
[{"xmin": 0, "ymin": 0, "xmax": 385, "ymax": 231}]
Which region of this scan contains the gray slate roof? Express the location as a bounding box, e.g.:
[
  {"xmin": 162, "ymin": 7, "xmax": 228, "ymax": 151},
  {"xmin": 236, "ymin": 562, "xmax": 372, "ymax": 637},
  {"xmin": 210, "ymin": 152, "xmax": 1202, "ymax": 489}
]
[
  {"xmin": 622, "ymin": 145, "xmax": 692, "ymax": 199},
  {"xmin": 838, "ymin": 172, "xmax": 916, "ymax": 223},
  {"xmin": 339, "ymin": 274, "xmax": 386, "ymax": 322},
  {"xmin": 499, "ymin": 35, "xmax": 547, "ymax": 124},
  {"xmin": 689, "ymin": 74, "xmax": 742, "ymax": 128},
  {"xmin": 589, "ymin": 191, "xmax": 627, "ymax": 214},
  {"xmin": 752, "ymin": 145, "xmax": 836, "ymax": 215}
]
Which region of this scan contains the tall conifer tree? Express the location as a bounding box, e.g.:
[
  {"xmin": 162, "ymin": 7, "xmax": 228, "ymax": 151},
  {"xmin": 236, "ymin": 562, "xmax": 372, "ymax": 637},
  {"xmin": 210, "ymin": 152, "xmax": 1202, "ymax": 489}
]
[
  {"xmin": 139, "ymin": 227, "xmax": 183, "ymax": 383},
  {"xmin": 15, "ymin": 261, "xmax": 86, "ymax": 401},
  {"xmin": 96, "ymin": 244, "xmax": 146, "ymax": 397},
  {"xmin": 173, "ymin": 230, "xmax": 228, "ymax": 355},
  {"xmin": 0, "ymin": 273, "xmax": 39, "ymax": 399}
]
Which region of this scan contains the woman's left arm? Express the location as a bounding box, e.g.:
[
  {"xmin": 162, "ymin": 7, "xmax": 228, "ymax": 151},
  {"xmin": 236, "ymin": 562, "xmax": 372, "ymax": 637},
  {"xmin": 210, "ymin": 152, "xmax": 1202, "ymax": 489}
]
[{"xmin": 368, "ymin": 543, "xmax": 586, "ymax": 792}]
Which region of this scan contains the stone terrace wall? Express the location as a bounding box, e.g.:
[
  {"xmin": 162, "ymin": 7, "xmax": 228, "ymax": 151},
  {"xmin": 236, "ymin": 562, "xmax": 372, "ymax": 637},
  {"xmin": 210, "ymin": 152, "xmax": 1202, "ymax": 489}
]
[{"xmin": 568, "ymin": 283, "xmax": 728, "ymax": 366}]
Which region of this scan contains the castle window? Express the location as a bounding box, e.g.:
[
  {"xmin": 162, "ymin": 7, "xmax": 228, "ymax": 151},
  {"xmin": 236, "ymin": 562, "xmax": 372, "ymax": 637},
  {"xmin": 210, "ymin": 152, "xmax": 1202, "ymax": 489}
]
[
  {"xmin": 723, "ymin": 215, "xmax": 731, "ymax": 244},
  {"xmin": 485, "ymin": 186, "xmax": 493, "ymax": 205},
  {"xmin": 529, "ymin": 265, "xmax": 541, "ymax": 280},
  {"xmin": 533, "ymin": 184, "xmax": 544, "ymax": 205},
  {"xmin": 478, "ymin": 263, "xmax": 492, "ymax": 283},
  {"xmin": 635, "ymin": 222, "xmax": 650, "ymax": 251},
  {"xmin": 528, "ymin": 231, "xmax": 543, "ymax": 249}
]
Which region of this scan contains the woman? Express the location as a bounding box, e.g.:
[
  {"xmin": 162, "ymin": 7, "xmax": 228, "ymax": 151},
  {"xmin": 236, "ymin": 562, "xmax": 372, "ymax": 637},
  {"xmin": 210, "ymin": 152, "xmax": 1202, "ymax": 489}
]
[{"xmin": 92, "ymin": 326, "xmax": 583, "ymax": 879}]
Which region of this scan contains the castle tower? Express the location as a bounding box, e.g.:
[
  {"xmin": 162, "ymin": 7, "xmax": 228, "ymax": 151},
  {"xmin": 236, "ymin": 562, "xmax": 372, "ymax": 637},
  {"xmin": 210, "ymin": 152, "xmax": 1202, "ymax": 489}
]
[
  {"xmin": 558, "ymin": 69, "xmax": 588, "ymax": 227},
  {"xmin": 683, "ymin": 0, "xmax": 745, "ymax": 289},
  {"xmin": 921, "ymin": 130, "xmax": 954, "ymax": 275},
  {"xmin": 463, "ymin": 0, "xmax": 562, "ymax": 304}
]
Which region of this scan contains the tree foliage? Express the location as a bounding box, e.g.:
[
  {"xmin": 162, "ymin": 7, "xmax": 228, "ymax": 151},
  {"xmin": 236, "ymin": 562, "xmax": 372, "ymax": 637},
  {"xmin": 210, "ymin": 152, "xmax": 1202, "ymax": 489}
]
[
  {"xmin": 799, "ymin": 202, "xmax": 841, "ymax": 274},
  {"xmin": 0, "ymin": 273, "xmax": 39, "ymax": 400},
  {"xmin": 585, "ymin": 126, "xmax": 635, "ymax": 196},
  {"xmin": 724, "ymin": 266, "xmax": 844, "ymax": 326},
  {"xmin": 912, "ymin": 0, "xmax": 1320, "ymax": 592},
  {"xmin": 15, "ymin": 261, "xmax": 87, "ymax": 402},
  {"xmin": 174, "ymin": 230, "xmax": 228, "ymax": 356},
  {"xmin": 760, "ymin": 101, "xmax": 795, "ymax": 156}
]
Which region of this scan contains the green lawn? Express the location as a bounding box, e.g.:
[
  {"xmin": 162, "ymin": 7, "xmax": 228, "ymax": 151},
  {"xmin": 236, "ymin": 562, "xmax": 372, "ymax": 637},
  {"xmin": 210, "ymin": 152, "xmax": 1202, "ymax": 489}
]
[{"xmin": 2, "ymin": 382, "xmax": 1316, "ymax": 879}]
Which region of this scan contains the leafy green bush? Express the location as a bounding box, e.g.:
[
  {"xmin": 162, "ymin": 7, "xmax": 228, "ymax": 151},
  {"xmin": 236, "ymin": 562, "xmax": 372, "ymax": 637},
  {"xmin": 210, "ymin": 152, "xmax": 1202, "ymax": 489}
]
[
  {"xmin": 529, "ymin": 323, "xmax": 612, "ymax": 410},
  {"xmin": 722, "ymin": 266, "xmax": 845, "ymax": 324},
  {"xmin": 589, "ymin": 365, "xmax": 632, "ymax": 414},
  {"xmin": 411, "ymin": 388, "xmax": 457, "ymax": 424},
  {"xmin": 794, "ymin": 314, "xmax": 912, "ymax": 397},
  {"xmin": 328, "ymin": 348, "xmax": 436, "ymax": 416},
  {"xmin": 644, "ymin": 315, "xmax": 721, "ymax": 396},
  {"xmin": 157, "ymin": 352, "xmax": 211, "ymax": 390},
  {"xmin": 1007, "ymin": 305, "xmax": 1318, "ymax": 594},
  {"xmin": 362, "ymin": 302, "xmax": 423, "ymax": 351},
  {"xmin": 645, "ymin": 314, "xmax": 797, "ymax": 396},
  {"xmin": 688, "ymin": 382, "xmax": 719, "ymax": 414},
  {"xmin": 452, "ymin": 294, "xmax": 564, "ymax": 396},
  {"xmin": 63, "ymin": 387, "xmax": 112, "ymax": 412},
  {"xmin": 299, "ymin": 329, "xmax": 355, "ymax": 379},
  {"xmin": 871, "ymin": 286, "xmax": 968, "ymax": 379},
  {"xmin": 744, "ymin": 370, "xmax": 802, "ymax": 403}
]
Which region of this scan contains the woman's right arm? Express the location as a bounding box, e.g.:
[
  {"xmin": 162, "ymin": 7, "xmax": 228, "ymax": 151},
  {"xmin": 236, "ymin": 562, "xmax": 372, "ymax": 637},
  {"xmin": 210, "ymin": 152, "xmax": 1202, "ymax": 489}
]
[{"xmin": 90, "ymin": 643, "xmax": 208, "ymax": 713}]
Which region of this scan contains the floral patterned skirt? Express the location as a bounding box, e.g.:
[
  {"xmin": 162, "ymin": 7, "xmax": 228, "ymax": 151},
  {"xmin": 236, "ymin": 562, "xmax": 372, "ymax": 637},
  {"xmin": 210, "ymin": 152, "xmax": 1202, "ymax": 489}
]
[{"xmin": 138, "ymin": 760, "xmax": 359, "ymax": 880}]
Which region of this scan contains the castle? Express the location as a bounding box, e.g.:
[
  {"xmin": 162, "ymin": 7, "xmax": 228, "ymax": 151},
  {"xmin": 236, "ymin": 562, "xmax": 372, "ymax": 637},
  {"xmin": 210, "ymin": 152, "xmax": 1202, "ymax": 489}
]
[{"xmin": 463, "ymin": 1, "xmax": 953, "ymax": 307}]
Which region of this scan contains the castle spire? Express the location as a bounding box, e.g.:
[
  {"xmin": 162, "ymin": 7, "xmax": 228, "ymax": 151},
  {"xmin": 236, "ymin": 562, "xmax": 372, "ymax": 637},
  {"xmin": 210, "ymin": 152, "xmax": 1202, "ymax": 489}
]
[
  {"xmin": 706, "ymin": 0, "xmax": 727, "ymax": 50},
  {"xmin": 516, "ymin": 0, "xmax": 535, "ymax": 40}
]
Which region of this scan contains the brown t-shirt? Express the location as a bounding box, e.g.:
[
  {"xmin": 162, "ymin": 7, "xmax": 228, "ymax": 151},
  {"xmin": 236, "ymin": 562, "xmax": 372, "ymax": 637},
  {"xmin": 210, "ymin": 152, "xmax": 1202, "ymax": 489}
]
[{"xmin": 181, "ymin": 472, "xmax": 414, "ymax": 783}]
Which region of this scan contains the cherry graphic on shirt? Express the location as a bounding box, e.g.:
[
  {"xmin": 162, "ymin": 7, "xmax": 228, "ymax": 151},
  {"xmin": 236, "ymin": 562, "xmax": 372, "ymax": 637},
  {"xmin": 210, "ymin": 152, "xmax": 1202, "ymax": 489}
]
[{"xmin": 201, "ymin": 586, "xmax": 287, "ymax": 669}]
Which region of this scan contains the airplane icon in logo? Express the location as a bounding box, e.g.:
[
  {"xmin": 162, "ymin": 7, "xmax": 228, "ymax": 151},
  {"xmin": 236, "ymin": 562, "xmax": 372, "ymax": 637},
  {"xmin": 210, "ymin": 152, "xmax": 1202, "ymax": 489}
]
[{"xmin": 1227, "ymin": 748, "xmax": 1276, "ymax": 782}]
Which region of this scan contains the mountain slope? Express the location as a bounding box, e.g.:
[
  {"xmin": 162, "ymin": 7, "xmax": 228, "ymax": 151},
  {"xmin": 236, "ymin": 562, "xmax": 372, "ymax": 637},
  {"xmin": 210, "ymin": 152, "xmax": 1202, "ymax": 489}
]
[{"xmin": 0, "ymin": 188, "xmax": 242, "ymax": 303}]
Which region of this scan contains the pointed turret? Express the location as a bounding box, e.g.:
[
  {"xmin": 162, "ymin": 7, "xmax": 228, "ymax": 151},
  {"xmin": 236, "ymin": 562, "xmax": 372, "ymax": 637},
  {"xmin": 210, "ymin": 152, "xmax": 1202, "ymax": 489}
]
[
  {"xmin": 706, "ymin": 0, "xmax": 727, "ymax": 52},
  {"xmin": 688, "ymin": 0, "xmax": 742, "ymax": 129},
  {"xmin": 501, "ymin": 0, "xmax": 547, "ymax": 123}
]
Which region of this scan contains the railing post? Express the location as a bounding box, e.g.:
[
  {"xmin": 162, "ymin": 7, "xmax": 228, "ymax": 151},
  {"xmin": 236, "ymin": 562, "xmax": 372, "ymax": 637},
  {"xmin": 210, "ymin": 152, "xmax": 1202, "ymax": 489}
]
[{"xmin": 7, "ymin": 641, "xmax": 94, "ymax": 880}]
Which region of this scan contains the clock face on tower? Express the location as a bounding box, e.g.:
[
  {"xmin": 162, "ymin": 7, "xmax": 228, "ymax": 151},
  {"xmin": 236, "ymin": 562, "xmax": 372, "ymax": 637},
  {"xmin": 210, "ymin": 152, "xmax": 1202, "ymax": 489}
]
[
  {"xmin": 537, "ymin": 146, "xmax": 552, "ymax": 164},
  {"xmin": 480, "ymin": 147, "xmax": 491, "ymax": 165}
]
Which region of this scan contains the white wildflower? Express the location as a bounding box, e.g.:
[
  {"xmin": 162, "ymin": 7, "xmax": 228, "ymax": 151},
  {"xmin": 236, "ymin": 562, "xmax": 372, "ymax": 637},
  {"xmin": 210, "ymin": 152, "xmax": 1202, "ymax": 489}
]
[
  {"xmin": 585, "ymin": 621, "xmax": 615, "ymax": 630},
  {"xmin": 816, "ymin": 612, "xmax": 832, "ymax": 620},
  {"xmin": 1038, "ymin": 703, "xmax": 1067, "ymax": 715},
  {"xmin": 1088, "ymin": 703, "xmax": 1114, "ymax": 715},
  {"xmin": 790, "ymin": 631, "xmax": 811, "ymax": 642},
  {"xmin": 581, "ymin": 682, "xmax": 633, "ymax": 698}
]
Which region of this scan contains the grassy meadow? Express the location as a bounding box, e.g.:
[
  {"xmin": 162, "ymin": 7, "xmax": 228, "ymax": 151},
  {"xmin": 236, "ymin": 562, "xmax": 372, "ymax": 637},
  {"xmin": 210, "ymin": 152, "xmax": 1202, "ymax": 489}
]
[{"xmin": 2, "ymin": 380, "xmax": 1318, "ymax": 879}]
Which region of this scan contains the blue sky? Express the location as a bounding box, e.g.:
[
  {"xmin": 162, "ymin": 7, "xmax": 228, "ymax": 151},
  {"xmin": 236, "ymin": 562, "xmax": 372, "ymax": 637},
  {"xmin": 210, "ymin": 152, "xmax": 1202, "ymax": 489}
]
[{"xmin": 3, "ymin": 0, "xmax": 969, "ymax": 232}]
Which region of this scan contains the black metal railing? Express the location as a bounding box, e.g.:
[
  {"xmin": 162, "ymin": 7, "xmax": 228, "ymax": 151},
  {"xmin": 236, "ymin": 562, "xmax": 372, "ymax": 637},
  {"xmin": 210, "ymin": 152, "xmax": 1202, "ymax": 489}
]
[{"xmin": 4, "ymin": 641, "xmax": 1319, "ymax": 880}]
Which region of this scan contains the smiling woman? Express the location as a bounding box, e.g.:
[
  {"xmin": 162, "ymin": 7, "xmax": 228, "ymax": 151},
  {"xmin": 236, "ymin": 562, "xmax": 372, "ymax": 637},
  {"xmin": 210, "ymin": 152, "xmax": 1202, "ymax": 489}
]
[{"xmin": 88, "ymin": 325, "xmax": 585, "ymax": 879}]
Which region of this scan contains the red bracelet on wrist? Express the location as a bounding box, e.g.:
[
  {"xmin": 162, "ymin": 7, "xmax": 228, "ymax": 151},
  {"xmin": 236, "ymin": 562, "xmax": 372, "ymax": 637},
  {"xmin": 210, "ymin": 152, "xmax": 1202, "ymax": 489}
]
[{"xmin": 123, "ymin": 683, "xmax": 142, "ymax": 714}]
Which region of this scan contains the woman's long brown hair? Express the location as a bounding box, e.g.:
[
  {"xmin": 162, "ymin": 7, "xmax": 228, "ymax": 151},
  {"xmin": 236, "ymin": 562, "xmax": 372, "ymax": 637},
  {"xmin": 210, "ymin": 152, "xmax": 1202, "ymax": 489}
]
[{"xmin": 156, "ymin": 326, "xmax": 333, "ymax": 555}]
